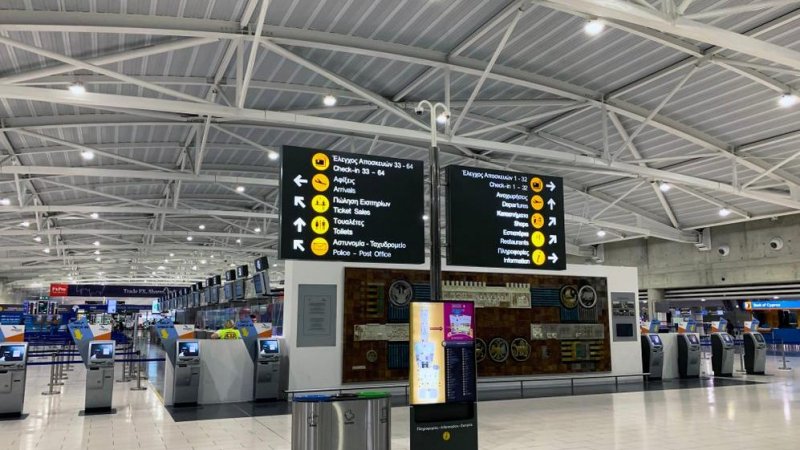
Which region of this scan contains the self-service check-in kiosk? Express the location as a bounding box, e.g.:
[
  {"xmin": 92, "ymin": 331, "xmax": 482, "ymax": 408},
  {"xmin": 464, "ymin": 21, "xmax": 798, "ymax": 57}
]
[
  {"xmin": 677, "ymin": 334, "xmax": 701, "ymax": 378},
  {"xmin": 85, "ymin": 340, "xmax": 116, "ymax": 412},
  {"xmin": 173, "ymin": 340, "xmax": 201, "ymax": 405},
  {"xmin": 0, "ymin": 342, "xmax": 28, "ymax": 416},
  {"xmin": 711, "ymin": 333, "xmax": 735, "ymax": 377},
  {"xmin": 744, "ymin": 332, "xmax": 767, "ymax": 375},
  {"xmin": 254, "ymin": 338, "xmax": 281, "ymax": 401},
  {"xmin": 641, "ymin": 334, "xmax": 664, "ymax": 380}
]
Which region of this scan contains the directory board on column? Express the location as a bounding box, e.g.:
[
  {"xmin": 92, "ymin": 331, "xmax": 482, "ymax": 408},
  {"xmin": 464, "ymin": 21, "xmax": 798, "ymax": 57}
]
[
  {"xmin": 279, "ymin": 146, "xmax": 425, "ymax": 263},
  {"xmin": 446, "ymin": 165, "xmax": 566, "ymax": 270}
]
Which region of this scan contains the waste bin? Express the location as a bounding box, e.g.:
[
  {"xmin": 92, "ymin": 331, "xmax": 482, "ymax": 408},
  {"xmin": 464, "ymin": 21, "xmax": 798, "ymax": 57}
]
[
  {"xmin": 359, "ymin": 391, "xmax": 391, "ymax": 449},
  {"xmin": 291, "ymin": 392, "xmax": 391, "ymax": 450},
  {"xmin": 291, "ymin": 395, "xmax": 332, "ymax": 450}
]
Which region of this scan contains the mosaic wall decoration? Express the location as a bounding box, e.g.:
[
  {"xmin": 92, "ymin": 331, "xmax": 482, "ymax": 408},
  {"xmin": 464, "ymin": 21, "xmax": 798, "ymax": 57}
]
[{"xmin": 342, "ymin": 268, "xmax": 610, "ymax": 383}]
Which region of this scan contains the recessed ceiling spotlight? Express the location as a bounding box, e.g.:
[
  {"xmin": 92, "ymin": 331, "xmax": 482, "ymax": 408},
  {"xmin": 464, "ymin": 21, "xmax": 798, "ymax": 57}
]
[
  {"xmin": 81, "ymin": 150, "xmax": 95, "ymax": 161},
  {"xmin": 157, "ymin": 266, "xmax": 165, "ymax": 271},
  {"xmin": 236, "ymin": 186, "xmax": 246, "ymax": 193},
  {"xmin": 186, "ymin": 236, "xmax": 193, "ymax": 241},
  {"xmin": 94, "ymin": 250, "xmax": 100, "ymax": 255},
  {"xmin": 719, "ymin": 208, "xmax": 731, "ymax": 217},
  {"xmin": 778, "ymin": 93, "xmax": 798, "ymax": 108},
  {"xmin": 230, "ymin": 263, "xmax": 236, "ymax": 267},
  {"xmin": 198, "ymin": 224, "xmax": 206, "ymax": 230},
  {"xmin": 20, "ymin": 221, "xmax": 30, "ymax": 228},
  {"xmin": 33, "ymin": 236, "xmax": 42, "ymax": 242},
  {"xmin": 95, "ymin": 257, "xmax": 101, "ymax": 262},
  {"xmin": 90, "ymin": 212, "xmax": 99, "ymax": 219},
  {"xmin": 254, "ymin": 227, "xmax": 261, "ymax": 233},
  {"xmin": 164, "ymin": 259, "xmax": 169, "ymax": 263},
  {"xmin": 701, "ymin": 298, "xmax": 706, "ymax": 302},
  {"xmin": 596, "ymin": 230, "xmax": 607, "ymax": 237},
  {"xmin": 200, "ymin": 259, "xmax": 207, "ymax": 265},
  {"xmin": 323, "ymin": 94, "xmax": 337, "ymax": 107},
  {"xmin": 0, "ymin": 198, "xmax": 10, "ymax": 206},
  {"xmin": 235, "ymin": 239, "xmax": 242, "ymax": 244},
  {"xmin": 68, "ymin": 81, "xmax": 86, "ymax": 95},
  {"xmin": 659, "ymin": 182, "xmax": 671, "ymax": 192},
  {"xmin": 191, "ymin": 265, "xmax": 198, "ymax": 271},
  {"xmin": 773, "ymin": 295, "xmax": 780, "ymax": 300},
  {"xmin": 93, "ymin": 241, "xmax": 100, "ymax": 246},
  {"xmin": 584, "ymin": 19, "xmax": 605, "ymax": 36},
  {"xmin": 169, "ymin": 253, "xmax": 174, "ymax": 257},
  {"xmin": 43, "ymin": 247, "xmax": 50, "ymax": 254},
  {"xmin": 268, "ymin": 152, "xmax": 279, "ymax": 161}
]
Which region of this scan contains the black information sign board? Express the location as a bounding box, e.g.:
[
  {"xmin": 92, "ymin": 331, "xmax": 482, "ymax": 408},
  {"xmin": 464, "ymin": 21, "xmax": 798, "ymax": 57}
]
[
  {"xmin": 279, "ymin": 146, "xmax": 425, "ymax": 263},
  {"xmin": 446, "ymin": 165, "xmax": 566, "ymax": 270}
]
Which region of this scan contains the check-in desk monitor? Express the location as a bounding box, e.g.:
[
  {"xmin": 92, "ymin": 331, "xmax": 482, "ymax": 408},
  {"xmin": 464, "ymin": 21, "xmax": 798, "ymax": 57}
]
[
  {"xmin": 711, "ymin": 332, "xmax": 735, "ymax": 377},
  {"xmin": 86, "ymin": 341, "xmax": 115, "ymax": 412},
  {"xmin": 641, "ymin": 334, "xmax": 664, "ymax": 380},
  {"xmin": 0, "ymin": 343, "xmax": 28, "ymax": 415},
  {"xmin": 173, "ymin": 340, "xmax": 201, "ymax": 405},
  {"xmin": 254, "ymin": 339, "xmax": 281, "ymax": 401},
  {"xmin": 677, "ymin": 334, "xmax": 701, "ymax": 378},
  {"xmin": 744, "ymin": 332, "xmax": 767, "ymax": 375}
]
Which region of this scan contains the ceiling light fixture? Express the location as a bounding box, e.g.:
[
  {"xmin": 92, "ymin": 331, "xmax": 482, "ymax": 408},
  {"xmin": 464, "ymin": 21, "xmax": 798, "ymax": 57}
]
[
  {"xmin": 93, "ymin": 241, "xmax": 100, "ymax": 246},
  {"xmin": 596, "ymin": 230, "xmax": 607, "ymax": 237},
  {"xmin": 33, "ymin": 236, "xmax": 42, "ymax": 242},
  {"xmin": 169, "ymin": 253, "xmax": 174, "ymax": 257},
  {"xmin": 186, "ymin": 236, "xmax": 193, "ymax": 241},
  {"xmin": 422, "ymin": 214, "xmax": 429, "ymax": 221},
  {"xmin": 157, "ymin": 266, "xmax": 165, "ymax": 271},
  {"xmin": 0, "ymin": 198, "xmax": 10, "ymax": 206},
  {"xmin": 198, "ymin": 224, "xmax": 206, "ymax": 230},
  {"xmin": 80, "ymin": 150, "xmax": 95, "ymax": 161},
  {"xmin": 236, "ymin": 186, "xmax": 246, "ymax": 193},
  {"xmin": 719, "ymin": 208, "xmax": 731, "ymax": 217},
  {"xmin": 43, "ymin": 248, "xmax": 50, "ymax": 254},
  {"xmin": 68, "ymin": 81, "xmax": 86, "ymax": 95},
  {"xmin": 191, "ymin": 265, "xmax": 198, "ymax": 271},
  {"xmin": 323, "ymin": 94, "xmax": 337, "ymax": 107},
  {"xmin": 701, "ymin": 298, "xmax": 706, "ymax": 302},
  {"xmin": 584, "ymin": 19, "xmax": 605, "ymax": 36},
  {"xmin": 235, "ymin": 239, "xmax": 242, "ymax": 244},
  {"xmin": 254, "ymin": 227, "xmax": 261, "ymax": 233},
  {"xmin": 90, "ymin": 212, "xmax": 99, "ymax": 219},
  {"xmin": 164, "ymin": 259, "xmax": 169, "ymax": 263},
  {"xmin": 268, "ymin": 152, "xmax": 279, "ymax": 161},
  {"xmin": 659, "ymin": 182, "xmax": 671, "ymax": 192},
  {"xmin": 778, "ymin": 93, "xmax": 798, "ymax": 108},
  {"xmin": 95, "ymin": 257, "xmax": 101, "ymax": 262},
  {"xmin": 20, "ymin": 221, "xmax": 30, "ymax": 228},
  {"xmin": 94, "ymin": 250, "xmax": 100, "ymax": 255},
  {"xmin": 436, "ymin": 112, "xmax": 450, "ymax": 125}
]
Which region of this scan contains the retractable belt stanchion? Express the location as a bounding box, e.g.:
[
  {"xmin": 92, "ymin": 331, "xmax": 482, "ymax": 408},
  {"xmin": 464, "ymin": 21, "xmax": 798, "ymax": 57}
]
[
  {"xmin": 130, "ymin": 350, "xmax": 147, "ymax": 392},
  {"xmin": 778, "ymin": 340, "xmax": 792, "ymax": 371},
  {"xmin": 41, "ymin": 351, "xmax": 61, "ymax": 396}
]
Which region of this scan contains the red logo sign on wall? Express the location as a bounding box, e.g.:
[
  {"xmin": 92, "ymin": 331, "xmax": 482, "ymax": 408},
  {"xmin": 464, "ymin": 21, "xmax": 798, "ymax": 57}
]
[{"xmin": 49, "ymin": 283, "xmax": 69, "ymax": 297}]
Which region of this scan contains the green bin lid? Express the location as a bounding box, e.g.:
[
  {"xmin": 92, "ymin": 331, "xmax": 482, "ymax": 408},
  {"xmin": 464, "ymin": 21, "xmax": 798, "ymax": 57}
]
[{"xmin": 358, "ymin": 391, "xmax": 391, "ymax": 399}]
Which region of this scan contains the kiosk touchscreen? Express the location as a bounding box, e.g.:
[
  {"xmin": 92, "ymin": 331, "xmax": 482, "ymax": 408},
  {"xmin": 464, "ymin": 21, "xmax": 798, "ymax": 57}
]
[
  {"xmin": 173, "ymin": 340, "xmax": 201, "ymax": 406},
  {"xmin": 711, "ymin": 333, "xmax": 735, "ymax": 377},
  {"xmin": 0, "ymin": 343, "xmax": 28, "ymax": 416},
  {"xmin": 677, "ymin": 334, "xmax": 701, "ymax": 378},
  {"xmin": 85, "ymin": 340, "xmax": 115, "ymax": 412},
  {"xmin": 641, "ymin": 334, "xmax": 664, "ymax": 380},
  {"xmin": 254, "ymin": 338, "xmax": 281, "ymax": 401},
  {"xmin": 743, "ymin": 332, "xmax": 767, "ymax": 375}
]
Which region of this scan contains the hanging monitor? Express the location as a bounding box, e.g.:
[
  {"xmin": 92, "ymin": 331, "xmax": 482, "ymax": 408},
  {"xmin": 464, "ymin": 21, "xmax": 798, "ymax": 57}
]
[
  {"xmin": 254, "ymin": 256, "xmax": 269, "ymax": 272},
  {"xmin": 236, "ymin": 265, "xmax": 249, "ymax": 279}
]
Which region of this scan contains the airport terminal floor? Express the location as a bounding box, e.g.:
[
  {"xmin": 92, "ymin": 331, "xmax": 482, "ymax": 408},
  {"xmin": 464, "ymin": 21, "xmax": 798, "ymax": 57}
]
[{"xmin": 0, "ymin": 351, "xmax": 797, "ymax": 450}]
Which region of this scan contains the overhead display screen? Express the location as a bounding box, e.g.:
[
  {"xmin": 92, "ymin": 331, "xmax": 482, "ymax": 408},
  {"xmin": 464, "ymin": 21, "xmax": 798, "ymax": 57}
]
[
  {"xmin": 446, "ymin": 165, "xmax": 566, "ymax": 270},
  {"xmin": 279, "ymin": 146, "xmax": 425, "ymax": 264}
]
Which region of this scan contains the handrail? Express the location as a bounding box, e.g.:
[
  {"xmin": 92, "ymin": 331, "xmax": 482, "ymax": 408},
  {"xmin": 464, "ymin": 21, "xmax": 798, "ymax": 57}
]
[{"xmin": 284, "ymin": 372, "xmax": 651, "ymax": 401}]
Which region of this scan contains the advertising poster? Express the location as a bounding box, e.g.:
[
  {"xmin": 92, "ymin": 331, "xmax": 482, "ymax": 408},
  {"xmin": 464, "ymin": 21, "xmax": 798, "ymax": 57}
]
[
  {"xmin": 410, "ymin": 302, "xmax": 446, "ymax": 405},
  {"xmin": 444, "ymin": 302, "xmax": 474, "ymax": 342}
]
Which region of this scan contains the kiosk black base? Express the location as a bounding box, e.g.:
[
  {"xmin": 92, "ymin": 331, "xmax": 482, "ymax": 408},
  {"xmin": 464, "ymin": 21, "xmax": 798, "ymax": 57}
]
[
  {"xmin": 0, "ymin": 412, "xmax": 28, "ymax": 421},
  {"xmin": 173, "ymin": 402, "xmax": 200, "ymax": 408},
  {"xmin": 410, "ymin": 403, "xmax": 478, "ymax": 449},
  {"xmin": 79, "ymin": 407, "xmax": 116, "ymax": 416}
]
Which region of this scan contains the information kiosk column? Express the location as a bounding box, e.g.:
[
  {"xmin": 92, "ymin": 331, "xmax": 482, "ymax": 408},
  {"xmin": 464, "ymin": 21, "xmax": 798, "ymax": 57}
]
[
  {"xmin": 255, "ymin": 338, "xmax": 281, "ymax": 401},
  {"xmin": 677, "ymin": 334, "xmax": 701, "ymax": 378},
  {"xmin": 85, "ymin": 340, "xmax": 116, "ymax": 412},
  {"xmin": 641, "ymin": 334, "xmax": 664, "ymax": 380},
  {"xmin": 743, "ymin": 332, "xmax": 767, "ymax": 375},
  {"xmin": 173, "ymin": 340, "xmax": 201, "ymax": 405},
  {"xmin": 0, "ymin": 342, "xmax": 28, "ymax": 416},
  {"xmin": 711, "ymin": 333, "xmax": 735, "ymax": 376}
]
